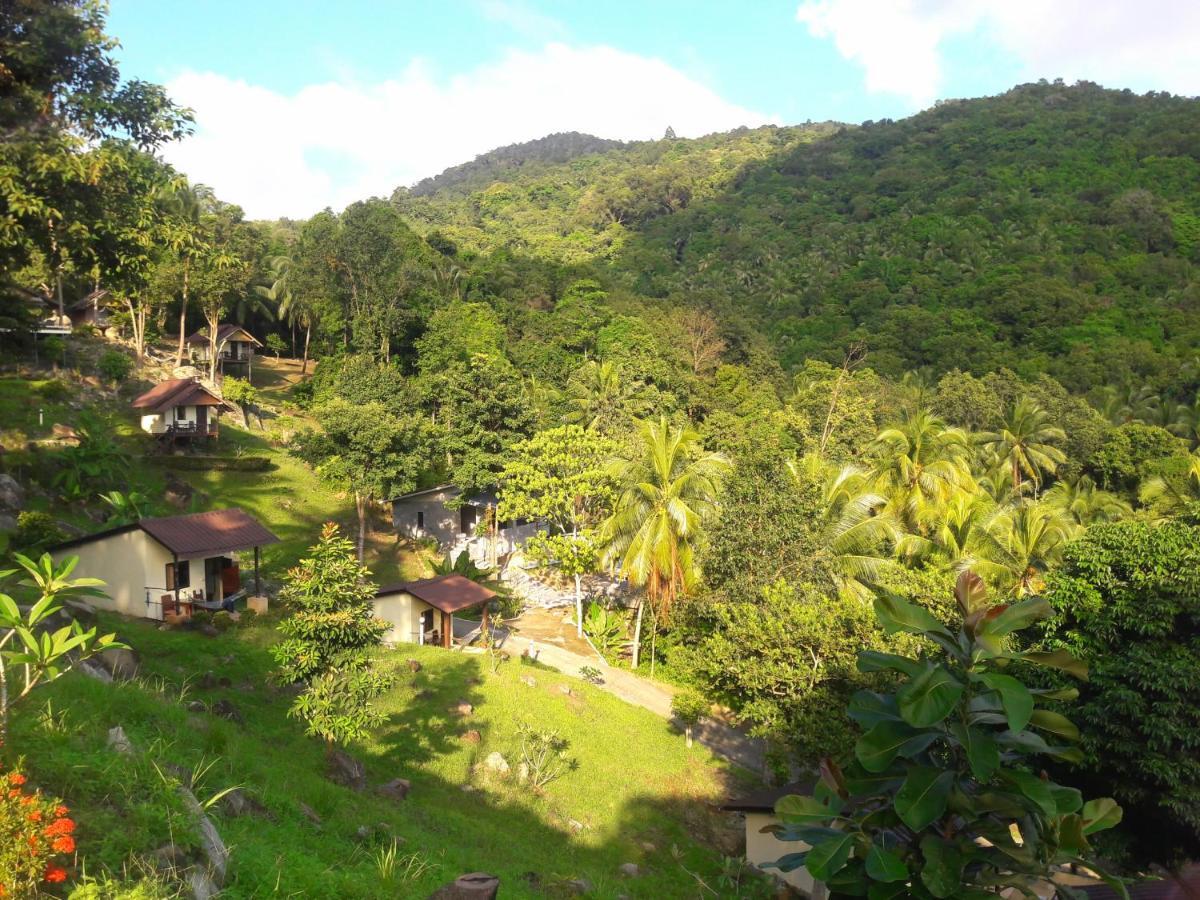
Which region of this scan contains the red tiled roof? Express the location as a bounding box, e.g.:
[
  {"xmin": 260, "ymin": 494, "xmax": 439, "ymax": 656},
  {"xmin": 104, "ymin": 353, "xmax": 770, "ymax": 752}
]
[
  {"xmin": 186, "ymin": 324, "xmax": 261, "ymax": 346},
  {"xmin": 131, "ymin": 378, "xmax": 222, "ymax": 411},
  {"xmin": 138, "ymin": 509, "xmax": 280, "ymax": 560},
  {"xmin": 376, "ymin": 574, "xmax": 496, "ymax": 614}
]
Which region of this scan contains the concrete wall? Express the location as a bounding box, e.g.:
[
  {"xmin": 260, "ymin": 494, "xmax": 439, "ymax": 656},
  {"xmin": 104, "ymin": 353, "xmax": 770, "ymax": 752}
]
[
  {"xmin": 140, "ymin": 404, "xmax": 199, "ymax": 434},
  {"xmin": 743, "ymin": 812, "xmax": 825, "ymax": 898},
  {"xmin": 54, "ymin": 530, "xmax": 174, "ymax": 619},
  {"xmin": 392, "ymin": 488, "xmax": 465, "ymax": 546},
  {"xmin": 373, "ymin": 591, "xmax": 436, "ymax": 645}
]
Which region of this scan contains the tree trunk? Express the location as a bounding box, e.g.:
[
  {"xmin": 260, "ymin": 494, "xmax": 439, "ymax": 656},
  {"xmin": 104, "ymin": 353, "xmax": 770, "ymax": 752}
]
[
  {"xmin": 649, "ymin": 608, "xmax": 658, "ymax": 678},
  {"xmin": 356, "ymin": 492, "xmax": 367, "ymax": 562},
  {"xmin": 206, "ymin": 312, "xmax": 219, "ymax": 383},
  {"xmin": 630, "ymin": 598, "xmax": 645, "ymax": 670},
  {"xmin": 301, "ymin": 322, "xmax": 311, "ymax": 375},
  {"xmin": 574, "ymin": 573, "xmax": 583, "ymax": 639},
  {"xmin": 175, "ymin": 258, "xmax": 190, "ymax": 368}
]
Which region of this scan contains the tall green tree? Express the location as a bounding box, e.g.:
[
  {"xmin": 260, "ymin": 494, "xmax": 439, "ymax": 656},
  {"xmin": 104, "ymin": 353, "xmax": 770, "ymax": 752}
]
[
  {"xmin": 871, "ymin": 408, "xmax": 972, "ymax": 534},
  {"xmin": 601, "ymin": 416, "xmax": 728, "ymax": 670},
  {"xmin": 979, "ymin": 398, "xmax": 1067, "ymax": 493}
]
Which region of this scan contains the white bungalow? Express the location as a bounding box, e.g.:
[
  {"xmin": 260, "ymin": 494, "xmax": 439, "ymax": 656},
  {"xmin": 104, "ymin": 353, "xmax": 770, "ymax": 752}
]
[{"xmin": 131, "ymin": 377, "xmax": 223, "ymax": 442}]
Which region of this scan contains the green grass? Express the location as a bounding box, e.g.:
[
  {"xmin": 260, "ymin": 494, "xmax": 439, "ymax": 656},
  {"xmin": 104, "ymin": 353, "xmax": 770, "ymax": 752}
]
[{"xmin": 9, "ymin": 616, "xmax": 767, "ymax": 898}]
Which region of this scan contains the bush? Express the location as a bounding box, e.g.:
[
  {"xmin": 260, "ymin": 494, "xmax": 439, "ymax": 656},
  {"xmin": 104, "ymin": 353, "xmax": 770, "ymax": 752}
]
[
  {"xmin": 96, "ymin": 349, "xmax": 133, "ymax": 384},
  {"xmin": 265, "ymin": 334, "xmax": 287, "ymax": 357},
  {"xmin": 211, "ymin": 610, "xmax": 235, "ymax": 632},
  {"xmin": 36, "ymin": 380, "xmax": 70, "ymax": 403},
  {"xmin": 0, "ymin": 764, "xmax": 76, "ymax": 894},
  {"xmin": 40, "ymin": 336, "xmax": 66, "ymax": 363},
  {"xmin": 12, "ymin": 511, "xmax": 66, "ymax": 555},
  {"xmin": 671, "ymin": 690, "xmax": 709, "ymax": 747}
]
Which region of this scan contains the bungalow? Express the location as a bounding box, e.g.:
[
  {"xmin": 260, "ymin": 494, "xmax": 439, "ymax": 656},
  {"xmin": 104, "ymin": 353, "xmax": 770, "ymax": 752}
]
[
  {"xmin": 374, "ymin": 574, "xmax": 496, "ymax": 648},
  {"xmin": 391, "ymin": 485, "xmax": 538, "ymax": 565},
  {"xmin": 131, "ymin": 377, "xmax": 223, "ymax": 441},
  {"xmin": 49, "ymin": 508, "xmax": 279, "ymax": 621},
  {"xmin": 67, "ymin": 289, "xmax": 112, "ymax": 330},
  {"xmin": 187, "ymin": 324, "xmax": 261, "ymax": 377},
  {"xmin": 721, "ymin": 782, "xmax": 826, "ymax": 898}
]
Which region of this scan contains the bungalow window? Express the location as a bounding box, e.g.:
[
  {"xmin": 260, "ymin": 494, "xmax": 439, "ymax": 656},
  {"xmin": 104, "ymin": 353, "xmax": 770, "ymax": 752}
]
[
  {"xmin": 416, "ymin": 511, "xmax": 425, "ymax": 531},
  {"xmin": 165, "ymin": 560, "xmax": 190, "ymax": 590}
]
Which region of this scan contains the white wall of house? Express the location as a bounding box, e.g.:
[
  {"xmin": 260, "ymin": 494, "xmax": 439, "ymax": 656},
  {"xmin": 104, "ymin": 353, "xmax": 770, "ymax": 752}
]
[
  {"xmin": 392, "ymin": 488, "xmax": 465, "ymax": 546},
  {"xmin": 53, "ymin": 530, "xmax": 175, "ymax": 619},
  {"xmin": 140, "ymin": 405, "xmax": 200, "ymax": 434},
  {"xmin": 373, "ymin": 592, "xmax": 436, "ymax": 644},
  {"xmin": 743, "ymin": 812, "xmax": 825, "ymax": 898}
]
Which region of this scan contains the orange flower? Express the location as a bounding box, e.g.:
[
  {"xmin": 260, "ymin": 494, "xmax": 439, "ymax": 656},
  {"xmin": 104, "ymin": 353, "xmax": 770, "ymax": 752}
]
[
  {"xmin": 27, "ymin": 810, "xmax": 42, "ymax": 822},
  {"xmin": 8, "ymin": 773, "xmax": 26, "ymax": 786},
  {"xmin": 45, "ymin": 817, "xmax": 75, "ymax": 836},
  {"xmin": 51, "ymin": 835, "xmax": 75, "ymax": 854},
  {"xmin": 6, "ymin": 788, "xmax": 17, "ymax": 799},
  {"xmin": 43, "ymin": 866, "xmax": 67, "ymax": 884},
  {"xmin": 54, "ymin": 805, "xmax": 69, "ymax": 817}
]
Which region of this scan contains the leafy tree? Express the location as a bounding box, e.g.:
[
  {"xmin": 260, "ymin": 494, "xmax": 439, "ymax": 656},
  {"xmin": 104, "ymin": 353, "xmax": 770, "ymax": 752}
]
[
  {"xmin": 978, "ymin": 399, "xmax": 1067, "ymax": 493},
  {"xmin": 1138, "ymin": 450, "xmax": 1200, "ymax": 517},
  {"xmin": 294, "ymin": 400, "xmax": 431, "ymax": 561},
  {"xmin": 601, "ymin": 416, "xmax": 728, "ymax": 670},
  {"xmin": 1044, "ymin": 475, "xmax": 1131, "ymax": 526},
  {"xmin": 564, "ymin": 359, "xmax": 646, "ymax": 436},
  {"xmin": 871, "ymin": 408, "xmax": 972, "ymax": 534},
  {"xmin": 96, "ymin": 348, "xmax": 132, "ymax": 384},
  {"xmin": 1091, "ymin": 423, "xmax": 1188, "ymax": 492},
  {"xmin": 1043, "ymin": 517, "xmax": 1200, "ymax": 867},
  {"xmin": 0, "ymin": 554, "xmax": 123, "ymax": 743},
  {"xmin": 222, "ymin": 376, "xmax": 258, "ymax": 428},
  {"xmin": 271, "ymin": 524, "xmax": 390, "ymax": 749},
  {"xmin": 497, "ymin": 425, "xmax": 615, "ymax": 634},
  {"xmin": 769, "ymin": 573, "xmax": 1124, "ymax": 899},
  {"xmin": 973, "ymin": 501, "xmax": 1079, "ymax": 597},
  {"xmin": 98, "ymin": 490, "xmax": 146, "ymax": 524}
]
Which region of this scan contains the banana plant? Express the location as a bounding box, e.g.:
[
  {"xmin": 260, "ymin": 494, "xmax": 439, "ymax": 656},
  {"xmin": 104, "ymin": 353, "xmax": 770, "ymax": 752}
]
[
  {"xmin": 769, "ymin": 571, "xmax": 1127, "ymax": 899},
  {"xmin": 0, "ymin": 554, "xmax": 124, "ymax": 743}
]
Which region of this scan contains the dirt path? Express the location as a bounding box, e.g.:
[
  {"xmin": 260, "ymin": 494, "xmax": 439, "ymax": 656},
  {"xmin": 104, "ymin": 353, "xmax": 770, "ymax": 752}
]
[{"xmin": 501, "ymin": 612, "xmax": 766, "ymax": 775}]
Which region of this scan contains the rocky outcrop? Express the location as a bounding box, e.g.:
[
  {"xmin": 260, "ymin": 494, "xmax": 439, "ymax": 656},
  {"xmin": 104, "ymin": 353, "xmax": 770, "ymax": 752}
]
[
  {"xmin": 428, "ymin": 873, "xmax": 501, "ymax": 899},
  {"xmin": 326, "ymin": 749, "xmax": 366, "ymax": 790}
]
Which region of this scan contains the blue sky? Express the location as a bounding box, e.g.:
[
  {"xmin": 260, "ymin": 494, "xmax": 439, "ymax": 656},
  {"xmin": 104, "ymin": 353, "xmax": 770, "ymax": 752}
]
[{"xmin": 106, "ymin": 0, "xmax": 1200, "ymax": 219}]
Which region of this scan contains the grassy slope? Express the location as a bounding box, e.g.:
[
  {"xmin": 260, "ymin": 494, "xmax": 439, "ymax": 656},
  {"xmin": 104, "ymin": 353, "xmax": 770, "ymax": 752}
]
[{"xmin": 12, "ymin": 616, "xmax": 762, "ymax": 898}]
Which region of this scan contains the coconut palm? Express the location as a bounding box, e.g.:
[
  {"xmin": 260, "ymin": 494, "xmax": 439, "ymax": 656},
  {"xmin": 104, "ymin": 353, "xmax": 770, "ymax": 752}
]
[
  {"xmin": 972, "ymin": 501, "xmax": 1079, "ymax": 597},
  {"xmin": 566, "ymin": 360, "xmax": 642, "ymax": 433},
  {"xmin": 790, "ymin": 453, "xmax": 898, "ymax": 601},
  {"xmin": 1044, "ymin": 475, "xmax": 1131, "ymax": 526},
  {"xmin": 978, "ymin": 399, "xmax": 1066, "ymax": 494},
  {"xmin": 1139, "ymin": 451, "xmax": 1200, "ymax": 517},
  {"xmin": 897, "ymin": 489, "xmax": 996, "ymax": 574},
  {"xmin": 600, "ymin": 417, "xmax": 728, "ymax": 671},
  {"xmin": 160, "ymin": 181, "xmax": 215, "ymax": 367},
  {"xmin": 870, "ymin": 407, "xmax": 973, "ymax": 534}
]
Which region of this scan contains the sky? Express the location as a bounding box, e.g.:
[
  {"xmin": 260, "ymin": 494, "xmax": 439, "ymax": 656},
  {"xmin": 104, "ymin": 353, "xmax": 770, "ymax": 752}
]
[{"xmin": 107, "ymin": 0, "xmax": 1200, "ymax": 220}]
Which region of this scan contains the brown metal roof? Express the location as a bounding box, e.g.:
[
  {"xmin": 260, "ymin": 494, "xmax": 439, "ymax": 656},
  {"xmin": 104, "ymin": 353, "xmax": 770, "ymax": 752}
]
[
  {"xmin": 376, "ymin": 574, "xmax": 496, "ymax": 614},
  {"xmin": 186, "ymin": 323, "xmax": 261, "ymax": 346},
  {"xmin": 131, "ymin": 378, "xmax": 222, "ymax": 412},
  {"xmin": 139, "ymin": 509, "xmax": 279, "ymax": 560},
  {"xmin": 720, "ymin": 781, "xmax": 814, "ymax": 814}
]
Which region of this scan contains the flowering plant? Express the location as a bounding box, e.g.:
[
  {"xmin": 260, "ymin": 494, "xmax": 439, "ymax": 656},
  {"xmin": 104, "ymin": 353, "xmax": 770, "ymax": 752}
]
[{"xmin": 0, "ymin": 763, "xmax": 75, "ymax": 896}]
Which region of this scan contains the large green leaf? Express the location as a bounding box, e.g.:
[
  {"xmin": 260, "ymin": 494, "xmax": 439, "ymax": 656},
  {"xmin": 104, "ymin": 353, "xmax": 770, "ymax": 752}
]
[
  {"xmin": 1029, "ymin": 709, "xmax": 1080, "ymax": 742},
  {"xmin": 950, "ymin": 722, "xmax": 999, "ymax": 781},
  {"xmin": 919, "ymin": 835, "xmax": 965, "ymax": 899},
  {"xmin": 954, "ymin": 570, "xmax": 988, "ymax": 614},
  {"xmin": 805, "ymin": 832, "xmax": 855, "ymax": 881},
  {"xmin": 898, "ymin": 664, "xmax": 963, "ymax": 727},
  {"xmin": 867, "ymin": 884, "xmax": 912, "ymax": 900},
  {"xmin": 1017, "ymin": 648, "xmax": 1089, "ymax": 680},
  {"xmin": 977, "ymin": 672, "xmax": 1034, "ymax": 732},
  {"xmin": 775, "ymin": 794, "xmax": 837, "ymax": 825},
  {"xmin": 865, "ymin": 842, "xmax": 909, "ymax": 883},
  {"xmin": 858, "ymin": 650, "xmax": 923, "ymax": 678},
  {"xmin": 874, "ymin": 592, "xmax": 952, "ymax": 638},
  {"xmin": 1081, "ymin": 798, "xmax": 1123, "ymax": 835},
  {"xmin": 894, "ymin": 767, "xmax": 954, "ymax": 831},
  {"xmin": 856, "ymin": 721, "xmax": 940, "ymax": 773},
  {"xmin": 1000, "ymin": 769, "xmax": 1056, "ymax": 816},
  {"xmin": 977, "ymin": 596, "xmax": 1052, "ymax": 637},
  {"xmin": 1049, "ymin": 784, "xmax": 1083, "ymax": 815},
  {"xmin": 767, "ymin": 851, "xmax": 810, "ymax": 873},
  {"xmin": 847, "ymin": 690, "xmax": 903, "ymax": 728}
]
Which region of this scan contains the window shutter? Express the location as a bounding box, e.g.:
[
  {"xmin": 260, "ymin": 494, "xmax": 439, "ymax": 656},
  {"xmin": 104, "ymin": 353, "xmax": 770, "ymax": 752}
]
[{"xmin": 165, "ymin": 563, "xmax": 175, "ymax": 591}]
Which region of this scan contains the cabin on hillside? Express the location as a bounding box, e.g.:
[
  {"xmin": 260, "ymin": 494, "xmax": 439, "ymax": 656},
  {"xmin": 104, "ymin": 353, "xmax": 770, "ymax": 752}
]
[
  {"xmin": 132, "ymin": 377, "xmax": 223, "ymax": 442},
  {"xmin": 390, "ymin": 484, "xmax": 539, "ymax": 565},
  {"xmin": 49, "ymin": 508, "xmax": 279, "ymax": 621},
  {"xmin": 721, "ymin": 783, "xmax": 826, "ymax": 898},
  {"xmin": 187, "ymin": 324, "xmax": 261, "ymax": 377},
  {"xmin": 67, "ymin": 289, "xmax": 113, "ymax": 330},
  {"xmin": 374, "ymin": 574, "xmax": 496, "ymax": 648}
]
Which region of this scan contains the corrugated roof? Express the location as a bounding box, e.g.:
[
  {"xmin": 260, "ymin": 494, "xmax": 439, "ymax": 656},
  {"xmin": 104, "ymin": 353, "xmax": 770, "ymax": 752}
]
[
  {"xmin": 186, "ymin": 324, "xmax": 261, "ymax": 346},
  {"xmin": 376, "ymin": 574, "xmax": 496, "ymax": 614},
  {"xmin": 131, "ymin": 378, "xmax": 221, "ymax": 411},
  {"xmin": 49, "ymin": 509, "xmax": 279, "ymax": 560},
  {"xmin": 720, "ymin": 781, "xmax": 813, "ymax": 814}
]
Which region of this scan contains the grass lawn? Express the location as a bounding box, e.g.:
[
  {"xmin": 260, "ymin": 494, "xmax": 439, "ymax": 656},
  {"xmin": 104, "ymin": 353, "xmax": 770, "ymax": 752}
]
[{"xmin": 9, "ymin": 616, "xmax": 769, "ymax": 898}]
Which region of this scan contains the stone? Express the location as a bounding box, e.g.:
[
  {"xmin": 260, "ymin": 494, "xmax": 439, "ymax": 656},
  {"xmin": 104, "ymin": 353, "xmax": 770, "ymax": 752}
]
[
  {"xmin": 618, "ymin": 863, "xmax": 640, "ymax": 878},
  {"xmin": 0, "ymin": 474, "xmax": 24, "ymax": 512},
  {"xmin": 199, "ymin": 623, "xmax": 220, "ymax": 638},
  {"xmin": 198, "ymin": 671, "xmax": 219, "ymax": 689},
  {"xmin": 211, "ymin": 699, "xmax": 243, "ymax": 725},
  {"xmin": 77, "ymin": 659, "xmax": 112, "ymax": 683},
  {"xmin": 377, "ymin": 778, "xmax": 411, "ymax": 802},
  {"xmin": 483, "ymin": 752, "xmax": 509, "ymax": 775},
  {"xmin": 164, "ymin": 474, "xmax": 194, "ymax": 509},
  {"xmin": 107, "ymin": 725, "xmax": 135, "ymax": 755},
  {"xmin": 452, "ymin": 700, "xmax": 474, "ymax": 716},
  {"xmin": 50, "ymin": 424, "xmax": 80, "ymax": 445},
  {"xmin": 96, "ymin": 646, "xmax": 140, "ymax": 681},
  {"xmin": 327, "ymin": 749, "xmax": 366, "ymax": 790},
  {"xmin": 564, "ymin": 877, "xmax": 594, "ymax": 895},
  {"xmin": 639, "ymin": 841, "xmax": 657, "ymax": 854},
  {"xmin": 247, "ymin": 595, "xmax": 268, "ymax": 615},
  {"xmin": 298, "ymin": 802, "xmax": 322, "ymax": 825},
  {"xmin": 558, "ymin": 684, "xmax": 572, "ymax": 695},
  {"xmin": 519, "ymin": 674, "xmax": 537, "ymax": 687},
  {"xmin": 151, "ymin": 843, "xmax": 189, "ymax": 873},
  {"xmin": 217, "ymin": 787, "xmax": 269, "ymax": 818},
  {"xmin": 516, "ymin": 761, "xmax": 530, "ymax": 784},
  {"xmin": 186, "ymin": 700, "xmax": 206, "ymax": 713},
  {"xmin": 407, "ymin": 659, "xmax": 422, "ymax": 673},
  {"xmin": 460, "ymin": 784, "xmax": 476, "ymax": 793},
  {"xmin": 0, "ymin": 513, "xmax": 16, "ymax": 533},
  {"xmin": 461, "ymin": 729, "xmax": 482, "ymax": 744},
  {"xmin": 428, "ymin": 872, "xmax": 501, "ymax": 899},
  {"xmin": 568, "ymin": 819, "xmax": 585, "ymax": 833}
]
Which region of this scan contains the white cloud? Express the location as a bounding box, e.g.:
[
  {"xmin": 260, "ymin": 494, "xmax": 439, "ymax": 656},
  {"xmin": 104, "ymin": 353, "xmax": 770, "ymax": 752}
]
[
  {"xmin": 796, "ymin": 0, "xmax": 1200, "ymax": 109},
  {"xmin": 162, "ymin": 44, "xmax": 769, "ymax": 220}
]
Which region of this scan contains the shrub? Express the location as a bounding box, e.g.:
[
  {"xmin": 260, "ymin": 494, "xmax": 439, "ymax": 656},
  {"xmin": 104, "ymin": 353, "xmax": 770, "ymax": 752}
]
[
  {"xmin": 583, "ymin": 601, "xmax": 626, "ymax": 656},
  {"xmin": 670, "ymin": 690, "xmax": 709, "ymax": 747},
  {"xmin": 515, "ymin": 721, "xmax": 574, "ymax": 789},
  {"xmin": 211, "ymin": 610, "xmax": 234, "ymax": 632},
  {"xmin": 0, "ymin": 763, "xmax": 77, "ymax": 894},
  {"xmin": 36, "ymin": 380, "xmax": 70, "ymax": 403},
  {"xmin": 769, "ymin": 573, "xmax": 1124, "ymax": 897},
  {"xmin": 96, "ymin": 349, "xmax": 133, "ymax": 384},
  {"xmin": 40, "ymin": 336, "xmax": 66, "ymax": 364},
  {"xmin": 265, "ymin": 334, "xmax": 287, "ymax": 357},
  {"xmin": 11, "ymin": 511, "xmax": 65, "ymax": 555}
]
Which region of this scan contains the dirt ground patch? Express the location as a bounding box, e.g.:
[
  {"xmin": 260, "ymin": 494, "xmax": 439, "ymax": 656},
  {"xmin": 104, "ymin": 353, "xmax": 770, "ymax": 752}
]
[{"xmin": 509, "ymin": 606, "xmax": 598, "ymax": 657}]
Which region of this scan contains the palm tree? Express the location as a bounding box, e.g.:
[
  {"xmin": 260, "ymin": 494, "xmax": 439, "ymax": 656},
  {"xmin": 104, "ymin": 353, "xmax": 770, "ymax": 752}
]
[
  {"xmin": 1139, "ymin": 451, "xmax": 1200, "ymax": 517},
  {"xmin": 972, "ymin": 501, "xmax": 1079, "ymax": 596},
  {"xmin": 566, "ymin": 360, "xmax": 641, "ymax": 433},
  {"xmin": 978, "ymin": 399, "xmax": 1066, "ymax": 494},
  {"xmin": 259, "ymin": 255, "xmax": 316, "ymax": 374},
  {"xmin": 897, "ymin": 489, "xmax": 996, "ymax": 575},
  {"xmin": 600, "ymin": 417, "xmax": 728, "ymax": 672},
  {"xmin": 870, "ymin": 407, "xmax": 973, "ymax": 534},
  {"xmin": 160, "ymin": 181, "xmax": 214, "ymax": 368},
  {"xmin": 790, "ymin": 453, "xmax": 898, "ymax": 601},
  {"xmin": 1044, "ymin": 475, "xmax": 1131, "ymax": 526}
]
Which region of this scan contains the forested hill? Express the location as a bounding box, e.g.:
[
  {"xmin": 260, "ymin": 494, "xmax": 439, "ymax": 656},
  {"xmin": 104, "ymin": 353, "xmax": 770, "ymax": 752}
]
[{"xmin": 393, "ymin": 82, "xmax": 1200, "ymax": 394}]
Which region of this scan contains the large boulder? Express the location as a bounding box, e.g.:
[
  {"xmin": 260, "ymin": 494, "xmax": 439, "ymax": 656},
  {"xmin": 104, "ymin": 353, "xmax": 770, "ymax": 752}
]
[
  {"xmin": 482, "ymin": 752, "xmax": 509, "ymax": 775},
  {"xmin": 327, "ymin": 749, "xmax": 366, "ymax": 790},
  {"xmin": 428, "ymin": 873, "xmax": 501, "ymax": 899},
  {"xmin": 96, "ymin": 646, "xmax": 140, "ymax": 681},
  {"xmin": 0, "ymin": 474, "xmax": 24, "ymax": 512},
  {"xmin": 216, "ymin": 787, "xmax": 270, "ymax": 819},
  {"xmin": 376, "ymin": 778, "xmax": 411, "ymax": 802}
]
